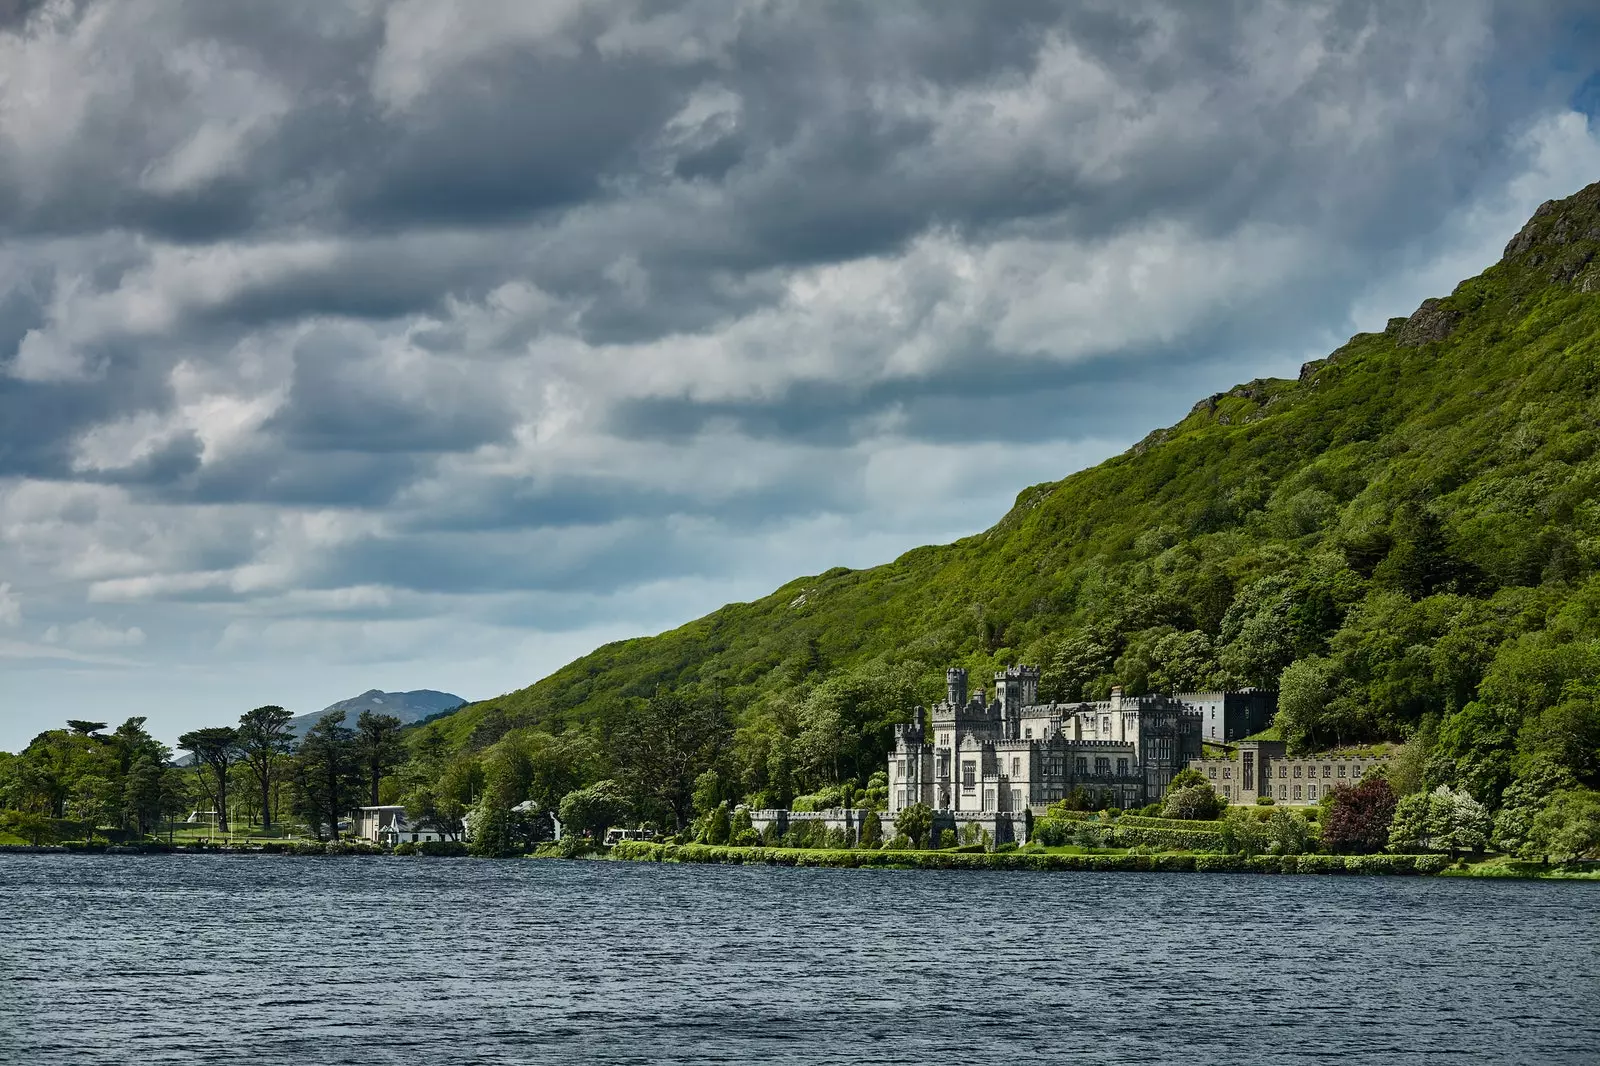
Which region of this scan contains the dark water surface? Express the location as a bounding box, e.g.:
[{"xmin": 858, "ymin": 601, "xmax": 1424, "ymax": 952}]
[{"xmin": 1, "ymin": 856, "xmax": 1596, "ymax": 1065}]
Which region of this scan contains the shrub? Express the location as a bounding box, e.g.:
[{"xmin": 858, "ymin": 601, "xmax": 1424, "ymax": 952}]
[
  {"xmin": 1323, "ymin": 777, "xmax": 1398, "ymax": 854},
  {"xmin": 1256, "ymin": 795, "xmax": 1276, "ymax": 806},
  {"xmin": 859, "ymin": 811, "xmax": 884, "ymax": 849},
  {"xmin": 419, "ymin": 840, "xmax": 470, "ymax": 857},
  {"xmin": 938, "ymin": 829, "xmax": 957, "ymax": 849},
  {"xmin": 392, "ymin": 841, "xmax": 418, "ymax": 856},
  {"xmin": 897, "ymin": 803, "xmax": 934, "ymax": 848},
  {"xmin": 1162, "ymin": 784, "xmax": 1225, "ymax": 820},
  {"xmin": 824, "ymin": 825, "xmax": 850, "ymax": 849}
]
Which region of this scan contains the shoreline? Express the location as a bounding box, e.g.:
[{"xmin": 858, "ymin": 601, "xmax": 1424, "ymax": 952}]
[{"xmin": 6, "ymin": 841, "xmax": 1595, "ymax": 880}]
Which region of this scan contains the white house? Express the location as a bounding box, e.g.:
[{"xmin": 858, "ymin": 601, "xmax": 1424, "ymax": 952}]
[{"xmin": 352, "ymin": 805, "xmax": 449, "ymax": 845}]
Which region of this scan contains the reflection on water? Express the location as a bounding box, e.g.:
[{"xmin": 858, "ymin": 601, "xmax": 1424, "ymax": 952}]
[{"xmin": 1, "ymin": 855, "xmax": 1596, "ymax": 1064}]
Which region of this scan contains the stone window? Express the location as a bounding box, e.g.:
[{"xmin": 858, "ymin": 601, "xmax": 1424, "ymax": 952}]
[
  {"xmin": 962, "ymin": 760, "xmax": 976, "ymax": 792},
  {"xmin": 1222, "ymin": 767, "xmax": 1232, "ymax": 780},
  {"xmin": 1207, "ymin": 767, "xmax": 1216, "ymax": 779},
  {"xmin": 1294, "ymin": 766, "xmax": 1302, "ymax": 779},
  {"xmin": 1278, "ymin": 766, "xmax": 1287, "ymax": 779},
  {"xmin": 1293, "ymin": 785, "xmax": 1303, "ymax": 801},
  {"xmin": 1011, "ymin": 757, "xmax": 1021, "ymax": 777},
  {"xmin": 984, "ymin": 790, "xmax": 995, "ymax": 811},
  {"xmin": 1278, "ymin": 785, "xmax": 1287, "ymax": 800},
  {"xmin": 1095, "ymin": 756, "xmax": 1111, "ymax": 776},
  {"xmin": 1076, "ymin": 757, "xmax": 1087, "ymax": 775},
  {"xmin": 1222, "ymin": 786, "xmax": 1231, "ymax": 799},
  {"xmin": 1338, "ymin": 765, "xmax": 1347, "ymax": 778},
  {"xmin": 1102, "ymin": 716, "xmax": 1111, "ymax": 735},
  {"xmin": 1117, "ymin": 757, "xmax": 1129, "ymax": 776},
  {"xmin": 1322, "ymin": 765, "xmax": 1332, "ymax": 778},
  {"xmin": 1308, "ymin": 785, "xmax": 1318, "ymax": 801},
  {"xmin": 1024, "ymin": 728, "xmax": 1033, "ymax": 739},
  {"xmin": 1011, "ymin": 789, "xmax": 1021, "ymax": 811}
]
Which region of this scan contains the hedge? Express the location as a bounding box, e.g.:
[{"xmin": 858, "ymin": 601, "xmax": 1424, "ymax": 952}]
[
  {"xmin": 602, "ymin": 844, "xmax": 1453, "ymax": 875},
  {"xmin": 1116, "ymin": 814, "xmax": 1225, "ymax": 833}
]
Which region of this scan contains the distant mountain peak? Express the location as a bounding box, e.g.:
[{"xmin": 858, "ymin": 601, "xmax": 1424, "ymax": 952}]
[{"xmin": 285, "ymin": 688, "xmax": 467, "ymax": 737}]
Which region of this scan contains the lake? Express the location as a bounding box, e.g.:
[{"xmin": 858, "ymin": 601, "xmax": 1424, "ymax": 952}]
[{"xmin": 1, "ymin": 855, "xmax": 1595, "ymax": 1064}]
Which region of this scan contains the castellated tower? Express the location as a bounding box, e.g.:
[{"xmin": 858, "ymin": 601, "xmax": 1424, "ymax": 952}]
[
  {"xmin": 993, "ymin": 665, "xmax": 1041, "ymax": 713},
  {"xmin": 946, "ymin": 666, "xmax": 968, "ymax": 708}
]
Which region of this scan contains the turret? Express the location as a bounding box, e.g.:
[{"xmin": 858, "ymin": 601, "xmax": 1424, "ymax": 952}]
[
  {"xmin": 894, "ymin": 705, "xmax": 927, "ymax": 747},
  {"xmin": 945, "ymin": 667, "xmax": 968, "ymax": 708}
]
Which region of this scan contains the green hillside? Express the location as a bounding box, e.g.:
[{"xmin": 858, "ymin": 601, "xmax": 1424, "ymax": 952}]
[{"xmin": 432, "ymin": 181, "xmax": 1600, "ymax": 817}]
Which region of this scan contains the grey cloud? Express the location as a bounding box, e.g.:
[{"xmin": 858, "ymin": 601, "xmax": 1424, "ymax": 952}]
[{"xmin": 2, "ymin": 0, "xmax": 1599, "ymax": 734}]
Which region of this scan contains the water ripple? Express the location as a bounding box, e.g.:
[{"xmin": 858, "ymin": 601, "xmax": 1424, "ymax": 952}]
[{"xmin": 1, "ymin": 856, "xmax": 1596, "ymax": 1064}]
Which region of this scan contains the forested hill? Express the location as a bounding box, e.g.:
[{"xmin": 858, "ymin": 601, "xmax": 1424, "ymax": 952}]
[{"xmin": 432, "ymin": 180, "xmax": 1600, "ymax": 811}]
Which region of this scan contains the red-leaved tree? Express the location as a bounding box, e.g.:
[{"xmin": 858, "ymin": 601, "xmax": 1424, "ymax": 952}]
[{"xmin": 1322, "ymin": 777, "xmax": 1398, "ymax": 854}]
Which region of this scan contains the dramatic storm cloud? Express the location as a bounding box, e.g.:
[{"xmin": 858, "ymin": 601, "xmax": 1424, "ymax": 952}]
[{"xmin": 3, "ymin": 0, "xmax": 1599, "ymax": 747}]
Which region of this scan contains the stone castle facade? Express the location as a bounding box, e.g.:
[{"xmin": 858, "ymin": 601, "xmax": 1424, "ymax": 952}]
[{"xmin": 886, "ymin": 666, "xmax": 1272, "ymax": 838}]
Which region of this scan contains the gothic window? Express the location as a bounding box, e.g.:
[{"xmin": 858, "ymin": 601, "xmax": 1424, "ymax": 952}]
[
  {"xmin": 1279, "ymin": 766, "xmax": 1287, "ymax": 779},
  {"xmin": 1117, "ymin": 758, "xmax": 1129, "ymax": 776},
  {"xmin": 962, "ymin": 760, "xmax": 976, "ymax": 792},
  {"xmin": 1222, "ymin": 786, "xmax": 1231, "ymax": 799},
  {"xmin": 1322, "ymin": 765, "xmax": 1332, "ymax": 778},
  {"xmin": 1293, "ymin": 785, "xmax": 1303, "ymax": 801},
  {"xmin": 1338, "ymin": 765, "xmax": 1347, "ymax": 778},
  {"xmin": 1207, "ymin": 767, "xmax": 1216, "ymax": 779},
  {"xmin": 1278, "ymin": 785, "xmax": 1287, "ymax": 800},
  {"xmin": 1102, "ymin": 717, "xmax": 1111, "ymax": 735},
  {"xmin": 1011, "ymin": 789, "xmax": 1021, "ymax": 810},
  {"xmin": 1308, "ymin": 785, "xmax": 1318, "ymax": 801},
  {"xmin": 1011, "ymin": 757, "xmax": 1020, "ymax": 777},
  {"xmin": 984, "ymin": 790, "xmax": 995, "ymax": 811},
  {"xmin": 1025, "ymin": 728, "xmax": 1033, "ymax": 739},
  {"xmin": 1222, "ymin": 767, "xmax": 1232, "ymax": 780},
  {"xmin": 1294, "ymin": 766, "xmax": 1302, "ymax": 779},
  {"xmin": 1095, "ymin": 756, "xmax": 1111, "ymax": 776},
  {"xmin": 1076, "ymin": 757, "xmax": 1088, "ymax": 776}
]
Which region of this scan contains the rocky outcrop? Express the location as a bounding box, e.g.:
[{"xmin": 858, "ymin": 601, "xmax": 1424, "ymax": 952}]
[{"xmin": 1395, "ymin": 297, "xmax": 1463, "ymax": 348}]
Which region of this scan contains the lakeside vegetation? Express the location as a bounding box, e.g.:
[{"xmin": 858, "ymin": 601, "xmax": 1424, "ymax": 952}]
[{"xmin": 4, "ymin": 186, "xmax": 1600, "ymax": 866}]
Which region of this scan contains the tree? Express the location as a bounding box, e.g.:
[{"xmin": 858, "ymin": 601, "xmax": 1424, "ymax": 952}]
[
  {"xmin": 1493, "ymin": 759, "xmax": 1578, "ymax": 856},
  {"xmin": 558, "ymin": 780, "xmax": 631, "ymax": 838},
  {"xmin": 895, "ymin": 802, "xmax": 932, "ymax": 849},
  {"xmin": 236, "ymin": 705, "xmax": 294, "ymax": 830},
  {"xmin": 1276, "ymin": 656, "xmax": 1335, "ymax": 753},
  {"xmin": 1322, "ymin": 777, "xmax": 1398, "ymax": 854},
  {"xmin": 355, "ymin": 711, "xmax": 406, "ymax": 807},
  {"xmin": 608, "ymin": 690, "xmax": 729, "ymax": 830},
  {"xmin": 66, "ymin": 720, "xmax": 107, "ymax": 737},
  {"xmin": 122, "ymin": 754, "xmax": 166, "ymax": 838},
  {"xmin": 1527, "ymin": 789, "xmax": 1600, "ymax": 863},
  {"xmin": 1162, "ymin": 783, "xmax": 1224, "ymax": 820},
  {"xmin": 729, "ymin": 806, "xmax": 756, "ymax": 846},
  {"xmin": 294, "ymin": 713, "xmax": 360, "ymax": 841},
  {"xmin": 1263, "ymin": 807, "xmax": 1312, "ymax": 855},
  {"xmin": 703, "ymin": 801, "xmax": 731, "ymax": 845},
  {"xmin": 68, "ymin": 774, "xmax": 117, "ymax": 840},
  {"xmin": 1388, "ymin": 785, "xmax": 1490, "ymax": 856},
  {"xmin": 859, "ymin": 810, "xmax": 883, "ymax": 848},
  {"xmin": 177, "ymin": 727, "xmax": 239, "ymax": 834},
  {"xmin": 1220, "ymin": 808, "xmax": 1267, "ymax": 856}
]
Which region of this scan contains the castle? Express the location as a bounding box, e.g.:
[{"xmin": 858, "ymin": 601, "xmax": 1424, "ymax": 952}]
[{"xmin": 884, "ymin": 666, "xmax": 1272, "ymax": 842}]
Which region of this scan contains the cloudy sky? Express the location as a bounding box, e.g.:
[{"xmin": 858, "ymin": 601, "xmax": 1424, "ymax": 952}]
[{"xmin": 2, "ymin": 0, "xmax": 1599, "ymax": 750}]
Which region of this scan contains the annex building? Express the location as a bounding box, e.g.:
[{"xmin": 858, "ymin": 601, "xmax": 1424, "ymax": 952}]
[
  {"xmin": 1187, "ymin": 739, "xmax": 1389, "ymax": 805},
  {"xmin": 885, "ymin": 666, "xmax": 1268, "ymax": 840}
]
